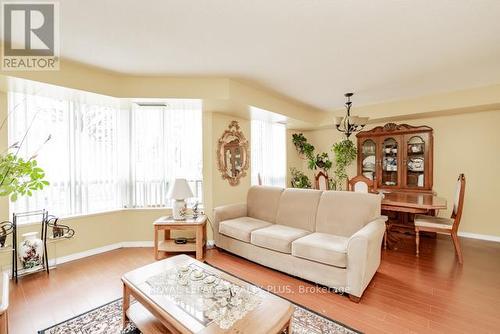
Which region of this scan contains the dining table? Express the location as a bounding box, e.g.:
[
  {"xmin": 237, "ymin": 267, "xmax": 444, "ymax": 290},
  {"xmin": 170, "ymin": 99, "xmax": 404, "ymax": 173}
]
[
  {"xmin": 380, "ymin": 191, "xmax": 447, "ymax": 249},
  {"xmin": 381, "ymin": 191, "xmax": 447, "ymax": 213}
]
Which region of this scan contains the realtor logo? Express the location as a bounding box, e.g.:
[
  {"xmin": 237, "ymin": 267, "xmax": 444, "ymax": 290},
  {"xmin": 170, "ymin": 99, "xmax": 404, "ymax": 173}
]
[{"xmin": 2, "ymin": 2, "xmax": 59, "ymax": 71}]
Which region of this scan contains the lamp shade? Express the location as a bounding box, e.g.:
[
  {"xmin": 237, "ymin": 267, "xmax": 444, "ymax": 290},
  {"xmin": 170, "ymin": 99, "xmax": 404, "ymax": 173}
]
[{"xmin": 168, "ymin": 178, "xmax": 194, "ymax": 200}]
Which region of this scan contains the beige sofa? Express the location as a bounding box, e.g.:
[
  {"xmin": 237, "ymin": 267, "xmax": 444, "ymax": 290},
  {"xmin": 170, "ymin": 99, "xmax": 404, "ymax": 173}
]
[{"xmin": 213, "ymin": 186, "xmax": 386, "ymax": 301}]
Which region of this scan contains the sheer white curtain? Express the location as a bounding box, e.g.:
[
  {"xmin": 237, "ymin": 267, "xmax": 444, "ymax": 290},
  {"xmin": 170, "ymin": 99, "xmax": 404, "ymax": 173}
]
[
  {"xmin": 130, "ymin": 100, "xmax": 203, "ymax": 207},
  {"xmin": 251, "ymin": 119, "xmax": 286, "ymax": 187},
  {"xmin": 8, "ymin": 92, "xmax": 125, "ymax": 216}
]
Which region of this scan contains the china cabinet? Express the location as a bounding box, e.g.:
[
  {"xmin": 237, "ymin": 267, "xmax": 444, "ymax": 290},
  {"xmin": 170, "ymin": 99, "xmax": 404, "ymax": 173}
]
[{"xmin": 356, "ymin": 123, "xmax": 433, "ymax": 192}]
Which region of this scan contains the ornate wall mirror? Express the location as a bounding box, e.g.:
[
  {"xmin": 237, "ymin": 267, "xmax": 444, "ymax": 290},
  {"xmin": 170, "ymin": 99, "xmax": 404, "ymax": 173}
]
[{"xmin": 217, "ymin": 121, "xmax": 249, "ymax": 186}]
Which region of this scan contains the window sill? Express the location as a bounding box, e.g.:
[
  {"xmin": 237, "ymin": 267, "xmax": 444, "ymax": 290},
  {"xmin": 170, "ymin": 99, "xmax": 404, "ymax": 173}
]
[{"xmin": 15, "ymin": 207, "xmax": 174, "ymax": 227}]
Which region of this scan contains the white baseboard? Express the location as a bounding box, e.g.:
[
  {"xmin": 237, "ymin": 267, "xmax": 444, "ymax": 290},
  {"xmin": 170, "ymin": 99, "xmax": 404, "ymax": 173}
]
[
  {"xmin": 49, "ymin": 241, "xmax": 154, "ymax": 267},
  {"xmin": 122, "ymin": 241, "xmax": 154, "ymax": 248},
  {"xmin": 8, "ymin": 239, "xmax": 215, "ymax": 277},
  {"xmin": 458, "ymin": 232, "xmax": 500, "ymax": 243},
  {"xmin": 48, "ymin": 243, "xmax": 124, "ymax": 267},
  {"xmin": 5, "ymin": 241, "xmax": 155, "ymax": 277}
]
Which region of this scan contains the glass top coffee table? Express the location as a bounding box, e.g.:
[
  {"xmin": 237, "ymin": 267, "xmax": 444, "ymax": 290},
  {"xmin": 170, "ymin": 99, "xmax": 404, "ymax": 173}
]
[{"xmin": 122, "ymin": 254, "xmax": 293, "ymax": 333}]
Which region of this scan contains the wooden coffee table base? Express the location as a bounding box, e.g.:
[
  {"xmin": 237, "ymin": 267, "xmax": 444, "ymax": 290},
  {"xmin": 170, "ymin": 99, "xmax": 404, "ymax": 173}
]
[
  {"xmin": 125, "ymin": 301, "xmax": 292, "ymax": 334},
  {"xmin": 122, "ymin": 255, "xmax": 294, "ymax": 334},
  {"xmin": 123, "ymin": 282, "xmax": 184, "ymax": 334}
]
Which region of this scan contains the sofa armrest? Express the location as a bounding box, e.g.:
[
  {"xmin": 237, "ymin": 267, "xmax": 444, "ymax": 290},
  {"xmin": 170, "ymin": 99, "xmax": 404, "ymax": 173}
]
[
  {"xmin": 346, "ymin": 216, "xmax": 387, "ymax": 299},
  {"xmin": 213, "ymin": 203, "xmax": 247, "ymax": 244}
]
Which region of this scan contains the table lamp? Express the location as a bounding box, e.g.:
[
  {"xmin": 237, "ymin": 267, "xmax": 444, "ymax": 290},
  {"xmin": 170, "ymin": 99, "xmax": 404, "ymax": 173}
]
[{"xmin": 168, "ymin": 178, "xmax": 194, "ymax": 220}]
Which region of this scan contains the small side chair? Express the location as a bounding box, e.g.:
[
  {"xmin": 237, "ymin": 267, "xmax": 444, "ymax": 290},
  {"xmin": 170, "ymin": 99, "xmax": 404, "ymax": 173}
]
[
  {"xmin": 315, "ymin": 171, "xmax": 329, "ymax": 190},
  {"xmin": 414, "ymin": 174, "xmax": 466, "ymax": 264},
  {"xmin": 348, "ymin": 175, "xmax": 374, "ymax": 193}
]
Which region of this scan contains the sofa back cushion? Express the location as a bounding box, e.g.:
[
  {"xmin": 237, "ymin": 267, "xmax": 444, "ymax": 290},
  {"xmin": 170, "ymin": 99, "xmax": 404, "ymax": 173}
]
[
  {"xmin": 247, "ymin": 186, "xmax": 284, "ymax": 223},
  {"xmin": 316, "ymin": 191, "xmax": 381, "ymax": 237},
  {"xmin": 275, "ymin": 188, "xmax": 322, "ymax": 231}
]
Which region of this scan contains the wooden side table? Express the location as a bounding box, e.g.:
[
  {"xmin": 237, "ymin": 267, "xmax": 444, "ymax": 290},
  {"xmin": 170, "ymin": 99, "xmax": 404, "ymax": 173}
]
[{"xmin": 153, "ymin": 215, "xmax": 207, "ymax": 260}]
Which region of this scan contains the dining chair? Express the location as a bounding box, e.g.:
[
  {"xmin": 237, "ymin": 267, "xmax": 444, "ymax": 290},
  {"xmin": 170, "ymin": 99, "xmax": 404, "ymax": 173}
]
[
  {"xmin": 348, "ymin": 175, "xmax": 374, "ymax": 193},
  {"xmin": 414, "ymin": 174, "xmax": 466, "ymax": 264},
  {"xmin": 315, "ymin": 171, "xmax": 329, "ymax": 190}
]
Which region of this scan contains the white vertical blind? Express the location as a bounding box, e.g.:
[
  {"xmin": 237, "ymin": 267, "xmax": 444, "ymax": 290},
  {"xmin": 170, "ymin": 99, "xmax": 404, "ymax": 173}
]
[
  {"xmin": 251, "ymin": 119, "xmax": 286, "ymax": 187},
  {"xmin": 72, "ymin": 102, "xmax": 126, "ymax": 213},
  {"xmin": 8, "ymin": 93, "xmax": 73, "ymax": 216},
  {"xmin": 130, "ymin": 100, "xmax": 203, "ymax": 207},
  {"xmin": 8, "ymin": 92, "xmax": 125, "ymax": 216},
  {"xmin": 8, "ymin": 89, "xmax": 203, "ymax": 217}
]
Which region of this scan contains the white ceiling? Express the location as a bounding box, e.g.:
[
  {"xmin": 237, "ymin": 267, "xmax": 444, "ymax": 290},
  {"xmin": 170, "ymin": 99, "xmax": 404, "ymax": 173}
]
[{"xmin": 47, "ymin": 1, "xmax": 500, "ymax": 110}]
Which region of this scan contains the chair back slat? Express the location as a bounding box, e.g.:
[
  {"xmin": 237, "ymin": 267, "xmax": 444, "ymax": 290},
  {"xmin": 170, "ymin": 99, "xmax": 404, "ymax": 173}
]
[{"xmin": 451, "ymin": 173, "xmax": 466, "ymax": 232}]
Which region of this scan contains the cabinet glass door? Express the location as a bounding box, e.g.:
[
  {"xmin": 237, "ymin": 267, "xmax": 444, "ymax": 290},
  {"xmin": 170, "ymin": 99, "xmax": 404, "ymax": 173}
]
[
  {"xmin": 406, "ymin": 135, "xmax": 426, "ymax": 187},
  {"xmin": 381, "ymin": 137, "xmax": 399, "ymax": 186},
  {"xmin": 361, "ymin": 139, "xmax": 376, "ymax": 180}
]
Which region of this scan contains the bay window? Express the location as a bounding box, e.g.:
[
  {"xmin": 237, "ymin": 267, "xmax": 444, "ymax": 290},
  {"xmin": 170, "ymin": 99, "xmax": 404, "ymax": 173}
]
[{"xmin": 8, "ymin": 89, "xmax": 203, "ymax": 217}]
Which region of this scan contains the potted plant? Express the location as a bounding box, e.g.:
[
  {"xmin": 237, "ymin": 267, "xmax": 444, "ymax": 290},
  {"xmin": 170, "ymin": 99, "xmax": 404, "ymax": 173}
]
[
  {"xmin": 292, "ymin": 133, "xmax": 332, "ymax": 173},
  {"xmin": 289, "ymin": 168, "xmax": 311, "ymax": 189},
  {"xmin": 331, "ymin": 139, "xmax": 357, "ymax": 190},
  {"xmin": 292, "ymin": 133, "xmax": 315, "ymax": 160}
]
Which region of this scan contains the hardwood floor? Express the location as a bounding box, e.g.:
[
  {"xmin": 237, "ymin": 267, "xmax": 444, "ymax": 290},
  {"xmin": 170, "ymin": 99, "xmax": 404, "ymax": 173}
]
[{"xmin": 8, "ymin": 234, "xmax": 500, "ymax": 334}]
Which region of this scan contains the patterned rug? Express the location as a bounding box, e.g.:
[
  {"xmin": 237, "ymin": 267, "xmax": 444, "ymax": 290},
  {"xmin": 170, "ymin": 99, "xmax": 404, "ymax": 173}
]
[
  {"xmin": 39, "ymin": 262, "xmax": 360, "ymax": 334},
  {"xmin": 39, "ymin": 298, "xmax": 359, "ymax": 334}
]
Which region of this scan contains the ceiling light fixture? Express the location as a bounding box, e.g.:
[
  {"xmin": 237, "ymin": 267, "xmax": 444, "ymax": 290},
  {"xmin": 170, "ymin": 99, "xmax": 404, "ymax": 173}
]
[{"xmin": 334, "ymin": 92, "xmax": 368, "ymax": 138}]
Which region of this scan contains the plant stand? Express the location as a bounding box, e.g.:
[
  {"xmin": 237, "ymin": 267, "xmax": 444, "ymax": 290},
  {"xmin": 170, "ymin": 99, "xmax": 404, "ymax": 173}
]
[{"xmin": 11, "ymin": 210, "xmax": 75, "ymax": 283}]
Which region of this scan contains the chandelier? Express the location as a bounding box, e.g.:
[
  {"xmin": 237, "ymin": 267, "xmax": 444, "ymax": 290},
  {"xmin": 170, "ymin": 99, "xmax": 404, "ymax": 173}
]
[{"xmin": 334, "ymin": 92, "xmax": 369, "ymax": 138}]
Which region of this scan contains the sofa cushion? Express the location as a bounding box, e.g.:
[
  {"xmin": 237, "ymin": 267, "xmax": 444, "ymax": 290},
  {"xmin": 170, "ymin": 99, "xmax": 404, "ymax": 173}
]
[
  {"xmin": 292, "ymin": 233, "xmax": 348, "ymax": 268},
  {"xmin": 247, "ymin": 186, "xmax": 284, "ymax": 223},
  {"xmin": 251, "ymin": 224, "xmax": 310, "ymax": 253},
  {"xmin": 219, "ymin": 217, "xmax": 272, "ymax": 243},
  {"xmin": 275, "ymin": 188, "xmax": 322, "ymax": 231},
  {"xmin": 316, "ymin": 191, "xmax": 381, "ymax": 237}
]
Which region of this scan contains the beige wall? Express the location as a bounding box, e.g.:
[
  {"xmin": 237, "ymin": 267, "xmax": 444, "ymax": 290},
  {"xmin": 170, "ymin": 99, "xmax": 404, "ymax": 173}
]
[{"xmin": 288, "ymin": 110, "xmax": 500, "ymax": 237}]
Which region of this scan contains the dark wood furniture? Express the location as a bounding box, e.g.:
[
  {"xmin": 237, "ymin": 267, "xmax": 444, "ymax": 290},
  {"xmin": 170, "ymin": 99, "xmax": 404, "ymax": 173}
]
[
  {"xmin": 381, "ymin": 192, "xmax": 447, "ymax": 249},
  {"xmin": 382, "ymin": 192, "xmax": 446, "ymax": 212},
  {"xmin": 356, "ymin": 123, "xmax": 434, "ymax": 192},
  {"xmin": 348, "ymin": 175, "xmax": 374, "ymax": 193},
  {"xmin": 314, "ymin": 171, "xmax": 329, "ymax": 190},
  {"xmin": 415, "ymin": 174, "xmax": 466, "ymax": 264}
]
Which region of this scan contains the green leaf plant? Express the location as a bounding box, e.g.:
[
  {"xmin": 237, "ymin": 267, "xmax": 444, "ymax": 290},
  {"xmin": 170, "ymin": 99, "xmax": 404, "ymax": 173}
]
[
  {"xmin": 292, "ymin": 133, "xmax": 333, "ymax": 173},
  {"xmin": 0, "ymin": 152, "xmax": 50, "ymax": 202},
  {"xmin": 0, "ymin": 100, "xmax": 50, "ymax": 202},
  {"xmin": 331, "ymin": 139, "xmax": 357, "ymax": 190},
  {"xmin": 289, "ymin": 168, "xmax": 311, "ymax": 189}
]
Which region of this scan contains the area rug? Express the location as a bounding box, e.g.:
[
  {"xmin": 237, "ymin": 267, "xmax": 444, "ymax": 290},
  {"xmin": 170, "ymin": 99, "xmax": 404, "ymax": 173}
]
[
  {"xmin": 39, "ymin": 298, "xmax": 359, "ymax": 334},
  {"xmin": 39, "ymin": 265, "xmax": 360, "ymax": 334}
]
